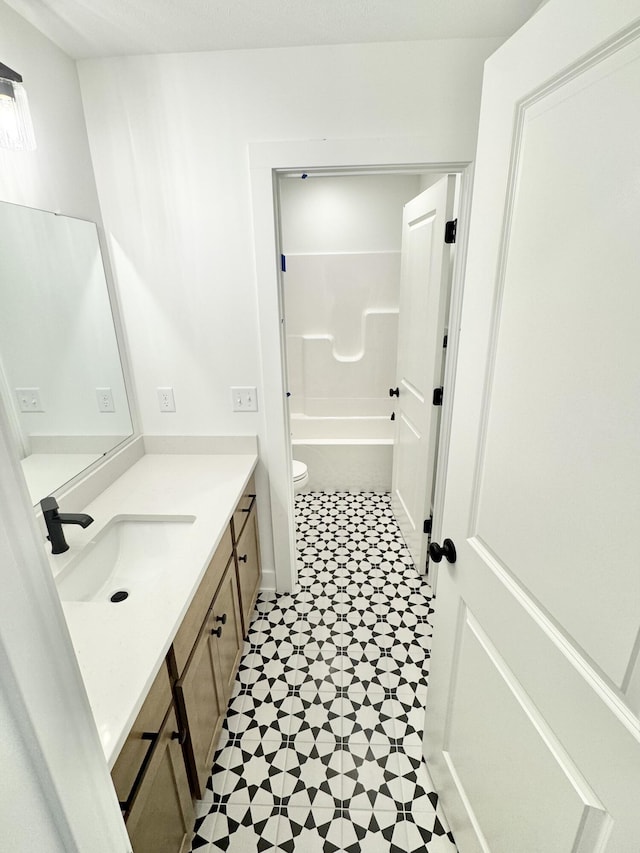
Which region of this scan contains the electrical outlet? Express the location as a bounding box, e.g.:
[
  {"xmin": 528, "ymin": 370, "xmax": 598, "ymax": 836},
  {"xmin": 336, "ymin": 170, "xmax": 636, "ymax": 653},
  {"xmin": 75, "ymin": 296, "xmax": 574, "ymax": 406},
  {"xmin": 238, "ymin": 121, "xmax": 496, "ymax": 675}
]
[
  {"xmin": 157, "ymin": 387, "xmax": 176, "ymax": 412},
  {"xmin": 96, "ymin": 387, "xmax": 115, "ymax": 413},
  {"xmin": 231, "ymin": 386, "xmax": 258, "ymax": 412},
  {"xmin": 15, "ymin": 387, "xmax": 44, "ymax": 412}
]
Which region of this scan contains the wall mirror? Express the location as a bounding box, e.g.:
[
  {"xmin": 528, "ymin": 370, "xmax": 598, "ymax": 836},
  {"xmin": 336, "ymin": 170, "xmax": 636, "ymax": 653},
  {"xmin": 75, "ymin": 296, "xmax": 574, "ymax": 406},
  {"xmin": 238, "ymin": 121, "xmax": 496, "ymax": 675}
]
[{"xmin": 0, "ymin": 200, "xmax": 134, "ymax": 504}]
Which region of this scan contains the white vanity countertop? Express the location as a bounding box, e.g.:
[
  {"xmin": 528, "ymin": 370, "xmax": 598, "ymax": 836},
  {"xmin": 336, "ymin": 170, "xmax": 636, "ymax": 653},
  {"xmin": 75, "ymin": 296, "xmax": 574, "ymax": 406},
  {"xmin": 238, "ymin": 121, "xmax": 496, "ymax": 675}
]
[{"xmin": 48, "ymin": 452, "xmax": 257, "ymax": 768}]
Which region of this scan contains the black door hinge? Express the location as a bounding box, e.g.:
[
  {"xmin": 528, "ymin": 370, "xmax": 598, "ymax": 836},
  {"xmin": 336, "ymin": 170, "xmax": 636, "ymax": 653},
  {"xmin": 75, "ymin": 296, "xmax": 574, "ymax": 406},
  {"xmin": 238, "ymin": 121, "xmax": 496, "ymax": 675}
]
[
  {"xmin": 423, "ymin": 516, "xmax": 433, "ymax": 535},
  {"xmin": 443, "ymin": 333, "xmax": 448, "ymax": 349},
  {"xmin": 281, "ymin": 254, "xmax": 286, "ymax": 272},
  {"xmin": 433, "ymin": 387, "xmax": 444, "ymax": 406},
  {"xmin": 445, "ymin": 219, "xmax": 457, "ymax": 244}
]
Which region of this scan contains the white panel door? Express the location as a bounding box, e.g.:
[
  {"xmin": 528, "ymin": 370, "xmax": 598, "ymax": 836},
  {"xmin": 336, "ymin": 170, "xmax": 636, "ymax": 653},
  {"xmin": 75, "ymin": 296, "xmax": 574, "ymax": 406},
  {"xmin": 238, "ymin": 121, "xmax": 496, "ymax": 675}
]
[
  {"xmin": 425, "ymin": 4, "xmax": 640, "ymax": 852},
  {"xmin": 391, "ymin": 177, "xmax": 454, "ymax": 571}
]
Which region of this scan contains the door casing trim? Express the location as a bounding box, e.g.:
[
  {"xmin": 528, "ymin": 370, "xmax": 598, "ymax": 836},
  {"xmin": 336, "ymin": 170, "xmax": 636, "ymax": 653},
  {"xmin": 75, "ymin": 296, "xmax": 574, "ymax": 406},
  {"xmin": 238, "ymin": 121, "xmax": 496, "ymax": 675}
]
[{"xmin": 248, "ymin": 137, "xmax": 474, "ymax": 593}]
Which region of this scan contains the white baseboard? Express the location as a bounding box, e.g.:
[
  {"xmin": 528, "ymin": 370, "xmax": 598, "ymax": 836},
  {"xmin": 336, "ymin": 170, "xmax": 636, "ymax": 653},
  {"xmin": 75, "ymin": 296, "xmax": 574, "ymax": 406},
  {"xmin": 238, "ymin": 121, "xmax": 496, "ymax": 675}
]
[{"xmin": 260, "ymin": 569, "xmax": 277, "ymax": 592}]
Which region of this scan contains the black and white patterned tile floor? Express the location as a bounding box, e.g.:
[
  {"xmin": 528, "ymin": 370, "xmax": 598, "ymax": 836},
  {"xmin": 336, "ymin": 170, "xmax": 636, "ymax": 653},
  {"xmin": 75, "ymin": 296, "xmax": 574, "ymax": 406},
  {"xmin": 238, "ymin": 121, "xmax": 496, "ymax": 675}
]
[{"xmin": 190, "ymin": 491, "xmax": 458, "ymax": 852}]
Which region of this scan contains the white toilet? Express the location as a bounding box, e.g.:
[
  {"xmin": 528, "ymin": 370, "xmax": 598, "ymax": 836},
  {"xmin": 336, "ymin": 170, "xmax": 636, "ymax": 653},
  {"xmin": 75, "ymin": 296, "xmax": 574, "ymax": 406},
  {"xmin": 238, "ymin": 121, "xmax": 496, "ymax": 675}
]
[{"xmin": 292, "ymin": 459, "xmax": 309, "ymax": 493}]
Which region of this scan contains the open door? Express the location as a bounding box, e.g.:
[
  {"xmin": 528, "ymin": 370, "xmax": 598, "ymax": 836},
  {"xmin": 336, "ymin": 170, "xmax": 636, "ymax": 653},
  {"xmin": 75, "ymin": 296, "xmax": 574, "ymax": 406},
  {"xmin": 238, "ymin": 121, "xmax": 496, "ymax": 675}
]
[
  {"xmin": 425, "ymin": 3, "xmax": 640, "ymax": 850},
  {"xmin": 391, "ymin": 176, "xmax": 455, "ymax": 574}
]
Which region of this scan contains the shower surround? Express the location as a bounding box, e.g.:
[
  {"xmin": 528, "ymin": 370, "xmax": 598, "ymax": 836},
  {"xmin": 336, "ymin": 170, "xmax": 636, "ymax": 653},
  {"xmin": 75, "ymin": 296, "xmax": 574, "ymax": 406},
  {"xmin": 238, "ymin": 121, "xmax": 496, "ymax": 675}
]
[{"xmin": 285, "ymin": 251, "xmax": 397, "ymax": 491}]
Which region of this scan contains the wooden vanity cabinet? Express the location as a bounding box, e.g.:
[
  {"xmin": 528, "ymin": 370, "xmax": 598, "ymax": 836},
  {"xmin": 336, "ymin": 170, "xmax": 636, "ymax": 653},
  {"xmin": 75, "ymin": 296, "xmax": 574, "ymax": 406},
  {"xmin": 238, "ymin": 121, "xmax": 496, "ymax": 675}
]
[
  {"xmin": 111, "ymin": 663, "xmax": 193, "ymax": 853},
  {"xmin": 231, "ymin": 475, "xmax": 261, "ymax": 636},
  {"xmin": 110, "ymin": 474, "xmax": 259, "ymax": 845}
]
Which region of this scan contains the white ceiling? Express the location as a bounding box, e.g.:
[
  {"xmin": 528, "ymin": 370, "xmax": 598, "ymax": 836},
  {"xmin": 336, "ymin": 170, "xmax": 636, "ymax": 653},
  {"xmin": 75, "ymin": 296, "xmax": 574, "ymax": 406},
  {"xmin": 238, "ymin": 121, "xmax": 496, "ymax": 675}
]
[{"xmin": 4, "ymin": 0, "xmax": 542, "ymax": 60}]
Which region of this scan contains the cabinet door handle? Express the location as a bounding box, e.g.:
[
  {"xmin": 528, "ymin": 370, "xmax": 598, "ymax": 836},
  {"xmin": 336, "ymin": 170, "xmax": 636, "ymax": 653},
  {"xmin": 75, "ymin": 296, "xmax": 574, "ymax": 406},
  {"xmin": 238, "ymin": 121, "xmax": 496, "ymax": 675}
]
[
  {"xmin": 216, "ymin": 613, "xmax": 227, "ymax": 625},
  {"xmin": 238, "ymin": 554, "xmax": 248, "ymax": 563},
  {"xmin": 171, "ymin": 729, "xmax": 187, "ymax": 745},
  {"xmin": 211, "ymin": 626, "xmax": 223, "ymax": 638},
  {"xmin": 241, "ymin": 494, "xmax": 257, "ymax": 513},
  {"xmin": 118, "ymin": 731, "xmax": 158, "ymax": 815}
]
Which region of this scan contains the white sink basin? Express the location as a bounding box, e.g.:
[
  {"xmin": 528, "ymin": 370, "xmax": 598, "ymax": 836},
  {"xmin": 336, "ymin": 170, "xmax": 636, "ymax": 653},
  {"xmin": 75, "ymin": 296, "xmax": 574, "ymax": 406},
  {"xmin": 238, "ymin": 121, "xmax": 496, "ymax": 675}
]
[{"xmin": 55, "ymin": 515, "xmax": 196, "ymax": 603}]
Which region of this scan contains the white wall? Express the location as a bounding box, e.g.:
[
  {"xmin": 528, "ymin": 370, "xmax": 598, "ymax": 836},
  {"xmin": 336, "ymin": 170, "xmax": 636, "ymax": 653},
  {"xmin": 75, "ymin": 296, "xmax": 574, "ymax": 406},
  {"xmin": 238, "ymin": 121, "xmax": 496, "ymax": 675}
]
[
  {"xmin": 280, "ymin": 173, "xmax": 421, "ymax": 253},
  {"xmin": 0, "ymin": 4, "xmax": 101, "ymax": 217},
  {"xmin": 78, "ymin": 38, "xmax": 502, "ymax": 440},
  {"xmin": 0, "ymin": 3, "xmax": 134, "ymax": 850}
]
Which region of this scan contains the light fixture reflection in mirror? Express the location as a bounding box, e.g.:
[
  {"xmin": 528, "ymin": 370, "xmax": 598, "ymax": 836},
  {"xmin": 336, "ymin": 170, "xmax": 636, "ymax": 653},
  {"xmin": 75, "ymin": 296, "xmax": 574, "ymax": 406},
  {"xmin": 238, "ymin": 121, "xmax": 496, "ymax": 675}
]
[
  {"xmin": 0, "ymin": 201, "xmax": 133, "ymax": 503},
  {"xmin": 0, "ymin": 62, "xmax": 36, "ymax": 151}
]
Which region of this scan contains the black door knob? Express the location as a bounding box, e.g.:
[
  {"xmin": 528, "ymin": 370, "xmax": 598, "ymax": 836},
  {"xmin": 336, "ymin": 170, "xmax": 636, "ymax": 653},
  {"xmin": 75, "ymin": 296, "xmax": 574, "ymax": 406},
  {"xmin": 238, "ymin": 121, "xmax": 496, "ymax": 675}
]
[
  {"xmin": 238, "ymin": 554, "xmax": 248, "ymax": 563},
  {"xmin": 211, "ymin": 626, "xmax": 223, "ymax": 638},
  {"xmin": 389, "ymin": 387, "xmax": 399, "ymax": 397},
  {"xmin": 216, "ymin": 613, "xmax": 227, "ymax": 625},
  {"xmin": 428, "ymin": 538, "xmax": 457, "ymax": 564}
]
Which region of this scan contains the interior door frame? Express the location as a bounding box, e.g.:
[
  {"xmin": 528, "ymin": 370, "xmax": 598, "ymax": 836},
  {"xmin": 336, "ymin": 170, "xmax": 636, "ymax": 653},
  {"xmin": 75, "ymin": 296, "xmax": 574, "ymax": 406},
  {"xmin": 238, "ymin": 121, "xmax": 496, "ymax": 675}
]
[{"xmin": 248, "ymin": 138, "xmax": 475, "ymax": 594}]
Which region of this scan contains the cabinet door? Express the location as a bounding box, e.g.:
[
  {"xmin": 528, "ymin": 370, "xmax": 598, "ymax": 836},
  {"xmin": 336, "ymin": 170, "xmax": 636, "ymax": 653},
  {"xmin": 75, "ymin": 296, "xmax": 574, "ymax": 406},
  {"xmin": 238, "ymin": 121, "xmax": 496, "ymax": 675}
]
[
  {"xmin": 125, "ymin": 707, "xmax": 194, "ymax": 853},
  {"xmin": 210, "ymin": 561, "xmax": 243, "ymax": 705},
  {"xmin": 235, "ymin": 508, "xmax": 261, "ymax": 636},
  {"xmin": 111, "ymin": 663, "xmax": 173, "ymax": 807},
  {"xmin": 174, "ymin": 617, "xmax": 224, "ymax": 800},
  {"xmin": 172, "ymin": 526, "xmax": 233, "ymax": 676}
]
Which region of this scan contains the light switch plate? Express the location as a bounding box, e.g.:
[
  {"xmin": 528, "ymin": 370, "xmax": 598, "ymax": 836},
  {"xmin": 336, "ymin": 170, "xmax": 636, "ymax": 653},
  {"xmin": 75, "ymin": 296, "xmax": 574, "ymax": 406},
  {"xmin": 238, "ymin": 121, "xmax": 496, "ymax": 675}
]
[
  {"xmin": 15, "ymin": 387, "xmax": 44, "ymax": 412},
  {"xmin": 231, "ymin": 386, "xmax": 258, "ymax": 412}
]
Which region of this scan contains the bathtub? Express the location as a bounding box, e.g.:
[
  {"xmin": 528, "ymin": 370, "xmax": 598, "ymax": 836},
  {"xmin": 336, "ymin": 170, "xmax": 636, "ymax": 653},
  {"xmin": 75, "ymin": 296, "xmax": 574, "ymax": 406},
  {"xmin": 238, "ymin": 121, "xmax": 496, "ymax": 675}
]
[{"xmin": 290, "ymin": 415, "xmax": 393, "ymax": 492}]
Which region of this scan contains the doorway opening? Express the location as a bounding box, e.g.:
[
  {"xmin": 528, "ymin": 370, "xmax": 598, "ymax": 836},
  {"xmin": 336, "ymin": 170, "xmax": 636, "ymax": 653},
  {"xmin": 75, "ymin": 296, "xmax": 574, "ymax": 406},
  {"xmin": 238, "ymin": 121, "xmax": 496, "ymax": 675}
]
[
  {"xmin": 277, "ymin": 171, "xmax": 459, "ymax": 584},
  {"xmin": 249, "ymin": 140, "xmax": 473, "ymax": 595}
]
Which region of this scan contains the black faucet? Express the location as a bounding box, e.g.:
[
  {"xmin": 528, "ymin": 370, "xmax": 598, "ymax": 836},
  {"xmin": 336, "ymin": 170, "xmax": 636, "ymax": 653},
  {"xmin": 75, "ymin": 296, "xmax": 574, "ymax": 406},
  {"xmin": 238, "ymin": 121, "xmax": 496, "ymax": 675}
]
[{"xmin": 40, "ymin": 496, "xmax": 94, "ymax": 555}]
